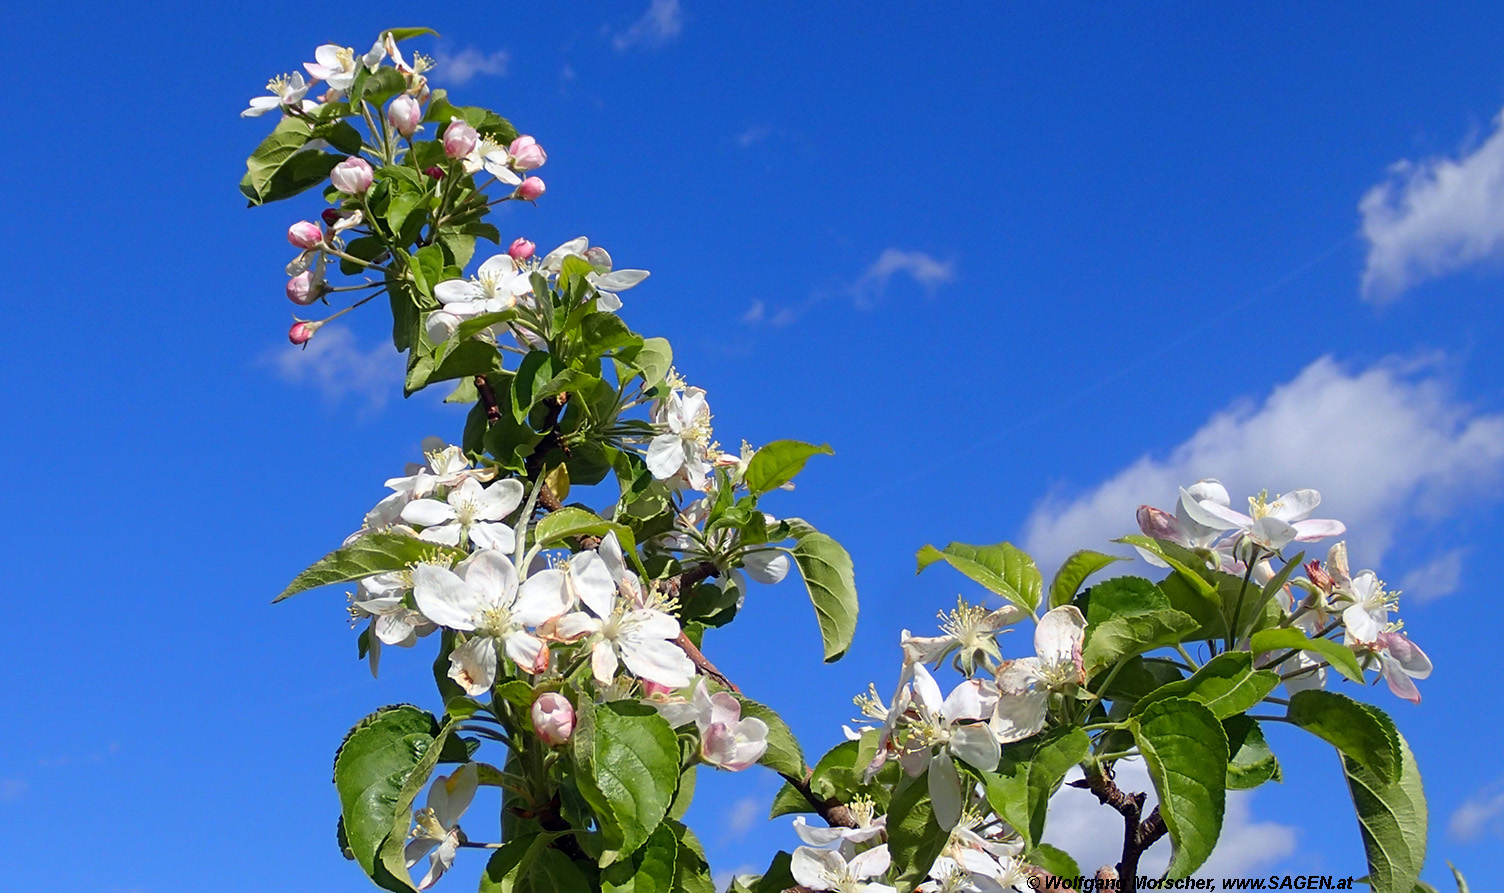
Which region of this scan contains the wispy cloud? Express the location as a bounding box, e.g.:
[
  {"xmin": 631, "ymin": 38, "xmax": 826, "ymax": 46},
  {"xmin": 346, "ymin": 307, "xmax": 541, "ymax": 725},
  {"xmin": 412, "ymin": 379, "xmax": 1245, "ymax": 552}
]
[
  {"xmin": 853, "ymin": 249, "xmax": 956, "ymax": 306},
  {"xmin": 1359, "ymin": 107, "xmax": 1504, "ymax": 301},
  {"xmin": 263, "ymin": 326, "xmax": 402, "ymax": 413},
  {"xmin": 0, "ymin": 778, "xmax": 26, "ymax": 802},
  {"xmin": 1451, "ymin": 781, "xmax": 1504, "ymax": 841},
  {"xmin": 736, "ymin": 125, "xmax": 772, "ymax": 148},
  {"xmin": 1021, "ymin": 355, "xmax": 1504, "ymax": 574},
  {"xmin": 1046, "ymin": 760, "xmax": 1297, "ymax": 878},
  {"xmin": 724, "ymin": 794, "xmax": 763, "ymax": 839},
  {"xmin": 1400, "ymin": 547, "xmax": 1467, "ymax": 604},
  {"xmin": 434, "ymin": 47, "xmax": 510, "ymax": 84},
  {"xmin": 612, "ymin": 0, "xmax": 685, "ymax": 52}
]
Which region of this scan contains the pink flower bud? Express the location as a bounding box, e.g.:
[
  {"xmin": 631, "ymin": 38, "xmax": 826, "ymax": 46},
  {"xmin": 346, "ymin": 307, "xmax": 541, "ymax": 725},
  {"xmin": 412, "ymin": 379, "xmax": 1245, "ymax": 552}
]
[
  {"xmin": 330, "ymin": 157, "xmax": 373, "ymax": 195},
  {"xmin": 424, "ymin": 166, "xmax": 445, "ymax": 180},
  {"xmin": 508, "ymin": 135, "xmax": 547, "ymax": 171},
  {"xmin": 508, "ymin": 238, "xmax": 536, "ymax": 261},
  {"xmin": 321, "ymin": 208, "xmax": 342, "ymax": 226},
  {"xmin": 444, "ymin": 119, "xmax": 479, "ymax": 159},
  {"xmin": 516, "ymin": 176, "xmax": 545, "ymax": 201},
  {"xmin": 531, "ymin": 692, "xmax": 575, "ymax": 746},
  {"xmin": 287, "ymin": 220, "xmax": 323, "ymax": 250},
  {"xmin": 285, "ymin": 271, "xmax": 323, "ymax": 305},
  {"xmin": 387, "ymin": 94, "xmax": 422, "ymax": 138},
  {"xmin": 288, "ymin": 320, "xmax": 322, "ymax": 345},
  {"xmin": 642, "ymin": 681, "xmax": 674, "ymax": 698}
]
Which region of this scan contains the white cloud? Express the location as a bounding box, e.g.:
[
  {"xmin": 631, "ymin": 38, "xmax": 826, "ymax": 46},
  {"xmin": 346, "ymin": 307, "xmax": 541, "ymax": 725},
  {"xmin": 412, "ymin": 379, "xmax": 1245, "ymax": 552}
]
[
  {"xmin": 612, "ymin": 0, "xmax": 685, "ymax": 52},
  {"xmin": 1451, "ymin": 782, "xmax": 1504, "ymax": 841},
  {"xmin": 736, "ymin": 125, "xmax": 771, "ymax": 148},
  {"xmin": 263, "ymin": 326, "xmax": 402, "ymax": 413},
  {"xmin": 1045, "ymin": 760, "xmax": 1297, "ymax": 878},
  {"xmin": 1022, "ymin": 355, "xmax": 1504, "ymax": 574},
  {"xmin": 1399, "ymin": 547, "xmax": 1467, "ymax": 604},
  {"xmin": 1359, "ymin": 107, "xmax": 1504, "ymax": 301},
  {"xmin": 724, "ymin": 793, "xmax": 763, "ymax": 839},
  {"xmin": 741, "ymin": 300, "xmax": 765, "ymax": 324},
  {"xmin": 852, "ymin": 249, "xmax": 955, "ymax": 307},
  {"xmin": 434, "ymin": 47, "xmax": 510, "ymax": 84}
]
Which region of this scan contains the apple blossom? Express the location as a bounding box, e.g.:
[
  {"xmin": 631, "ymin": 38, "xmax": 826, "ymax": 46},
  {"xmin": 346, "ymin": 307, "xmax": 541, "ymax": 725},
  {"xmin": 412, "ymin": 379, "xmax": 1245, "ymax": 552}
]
[
  {"xmin": 286, "ymin": 220, "xmax": 323, "ymax": 250},
  {"xmin": 412, "ymin": 550, "xmax": 568, "ymax": 693},
  {"xmin": 991, "ymin": 605, "xmax": 1087, "ymax": 744},
  {"xmin": 508, "ymin": 135, "xmax": 547, "ymax": 170},
  {"xmin": 508, "ymin": 238, "xmax": 536, "ymax": 261},
  {"xmin": 647, "ymin": 384, "xmax": 714, "ymax": 490},
  {"xmin": 550, "ymin": 582, "xmax": 696, "ymax": 689},
  {"xmin": 1182, "ymin": 486, "xmax": 1345, "ymax": 554},
  {"xmin": 348, "ymin": 571, "xmax": 434, "ymax": 677},
  {"xmin": 304, "ymin": 44, "xmax": 362, "ymax": 94},
  {"xmin": 286, "ymin": 271, "xmax": 320, "ymax": 305},
  {"xmin": 516, "ymin": 176, "xmax": 545, "ymax": 201},
  {"xmin": 404, "ymin": 763, "xmax": 477, "ymax": 890},
  {"xmin": 791, "ymin": 845, "xmax": 896, "ymax": 893},
  {"xmin": 401, "ymin": 477, "xmax": 524, "ymax": 552},
  {"xmin": 894, "ymin": 664, "xmax": 999, "ymax": 829},
  {"xmin": 388, "ymin": 94, "xmax": 422, "ymax": 138},
  {"xmin": 687, "ymin": 680, "xmax": 769, "ymax": 771},
  {"xmin": 329, "ymin": 157, "xmax": 373, "ymax": 195},
  {"xmin": 792, "ymin": 797, "xmax": 886, "ymax": 851},
  {"xmin": 903, "ymin": 597, "xmax": 1025, "ymax": 675},
  {"xmin": 531, "ymin": 691, "xmax": 576, "ymax": 745},
  {"xmin": 1369, "ymin": 631, "xmax": 1433, "ymax": 704},
  {"xmin": 462, "ymin": 138, "xmax": 522, "ymax": 185},
  {"xmin": 242, "ymin": 72, "xmax": 312, "ymax": 117},
  {"xmin": 444, "ymin": 119, "xmax": 479, "ymax": 160}
]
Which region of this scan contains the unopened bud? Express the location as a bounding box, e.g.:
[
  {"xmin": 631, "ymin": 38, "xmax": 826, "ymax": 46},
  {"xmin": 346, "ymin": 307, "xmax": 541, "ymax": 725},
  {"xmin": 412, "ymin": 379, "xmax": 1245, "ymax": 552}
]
[
  {"xmin": 287, "ymin": 220, "xmax": 324, "ymax": 250},
  {"xmin": 424, "ymin": 166, "xmax": 445, "ymax": 180},
  {"xmin": 516, "ymin": 176, "xmax": 545, "ymax": 201},
  {"xmin": 531, "ymin": 692, "xmax": 575, "ymax": 746},
  {"xmin": 1306, "ymin": 560, "xmax": 1333, "ymax": 592},
  {"xmin": 508, "ymin": 238, "xmax": 536, "ymax": 261},
  {"xmin": 288, "ymin": 320, "xmax": 322, "ymax": 345},
  {"xmin": 330, "ymin": 157, "xmax": 373, "ymax": 195},
  {"xmin": 321, "ymin": 208, "xmax": 342, "ymax": 226},
  {"xmin": 387, "ymin": 94, "xmax": 422, "ymax": 138},
  {"xmin": 444, "ymin": 119, "xmax": 479, "ymax": 159},
  {"xmin": 286, "ymin": 271, "xmax": 323, "ymax": 305},
  {"xmin": 508, "ymin": 135, "xmax": 547, "ymax": 171}
]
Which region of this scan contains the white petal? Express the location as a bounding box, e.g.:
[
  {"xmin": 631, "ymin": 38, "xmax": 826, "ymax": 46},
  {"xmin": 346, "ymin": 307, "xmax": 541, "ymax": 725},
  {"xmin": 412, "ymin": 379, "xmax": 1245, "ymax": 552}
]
[
  {"xmin": 1034, "ymin": 606, "xmax": 1086, "ymax": 665},
  {"xmin": 448, "ymin": 636, "xmax": 497, "ymax": 696},
  {"xmin": 849, "ymin": 843, "xmax": 892, "ymax": 880},
  {"xmin": 474, "ymin": 478, "xmax": 525, "ymax": 520},
  {"xmin": 461, "ymin": 550, "xmax": 519, "ymax": 608},
  {"xmin": 990, "ymin": 689, "xmax": 1048, "ymax": 744},
  {"xmin": 592, "ymin": 269, "xmax": 650, "ymax": 291},
  {"xmin": 568, "ymin": 552, "xmax": 618, "ymax": 618},
  {"xmin": 1271, "ymin": 489, "xmax": 1321, "ymax": 522},
  {"xmin": 1179, "ymin": 489, "xmax": 1248, "ymax": 530},
  {"xmin": 949, "ymin": 722, "xmax": 1001, "ymax": 772},
  {"xmin": 413, "ymin": 565, "xmax": 481, "ymax": 631},
  {"xmin": 621, "ymin": 636, "xmax": 695, "ymax": 688},
  {"xmin": 434, "ymin": 279, "xmax": 481, "ymax": 304},
  {"xmin": 911, "ymin": 664, "xmax": 945, "ymax": 713},
  {"xmin": 401, "ymin": 498, "xmax": 456, "ymax": 528},
  {"xmin": 470, "ymin": 521, "xmax": 516, "ymax": 553},
  {"xmin": 743, "ymin": 549, "xmax": 790, "ymax": 584},
  {"xmin": 791, "ymin": 847, "xmax": 845, "ymax": 889},
  {"xmin": 646, "ymin": 434, "xmax": 686, "ymax": 479},
  {"xmin": 928, "ymin": 751, "xmax": 964, "ymax": 831}
]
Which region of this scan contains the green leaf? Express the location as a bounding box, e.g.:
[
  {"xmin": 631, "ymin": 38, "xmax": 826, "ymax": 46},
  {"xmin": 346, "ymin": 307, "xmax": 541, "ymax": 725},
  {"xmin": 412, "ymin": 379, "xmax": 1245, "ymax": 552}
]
[
  {"xmin": 1288, "ymin": 691, "xmax": 1401, "ymax": 782},
  {"xmin": 623, "ymin": 337, "xmax": 673, "ymax": 386},
  {"xmin": 533, "ymin": 507, "xmax": 624, "ymax": 547},
  {"xmin": 511, "ymin": 350, "xmax": 562, "ymax": 422},
  {"xmin": 479, "ymin": 832, "xmax": 593, "ymax": 893},
  {"xmin": 1449, "ymin": 863, "xmax": 1471, "ymax": 893},
  {"xmin": 791, "ymin": 530, "xmax": 860, "ymax": 662},
  {"xmin": 241, "ymin": 117, "xmax": 312, "ymax": 204},
  {"xmin": 732, "ymin": 695, "xmax": 805, "ymax": 778},
  {"xmin": 744, "ymin": 440, "xmax": 834, "ymax": 494},
  {"xmin": 1074, "ymin": 576, "xmax": 1168, "ymax": 624},
  {"xmin": 1223, "ymin": 716, "xmax": 1280, "ymax": 790},
  {"xmin": 384, "ymin": 27, "xmax": 440, "ymax": 42},
  {"xmin": 886, "ymin": 776, "xmax": 949, "ymax": 893},
  {"xmin": 1249, "ymin": 627, "xmax": 1365, "ymax": 684},
  {"xmin": 313, "ymin": 118, "xmax": 364, "ymax": 155},
  {"xmin": 1155, "ymin": 570, "xmax": 1228, "ymax": 640},
  {"xmin": 916, "ymin": 541, "xmax": 1043, "ymax": 613},
  {"xmin": 1130, "ymin": 697, "xmax": 1228, "ymax": 878},
  {"xmin": 1022, "ymin": 844, "xmax": 1081, "ymax": 881},
  {"xmin": 601, "ymin": 823, "xmax": 677, "ymax": 893},
  {"xmin": 1130, "ymin": 652, "xmax": 1279, "ymax": 720},
  {"xmin": 1081, "ymin": 608, "xmax": 1200, "ymax": 675},
  {"xmin": 332, "ymin": 705, "xmax": 448, "ymax": 892},
  {"xmin": 669, "ymin": 821, "xmax": 715, "ymax": 893},
  {"xmin": 769, "ymin": 738, "xmax": 888, "ymax": 819},
  {"xmin": 574, "ymin": 700, "xmax": 680, "ymax": 865},
  {"xmin": 580, "ymin": 312, "xmax": 644, "ymax": 360},
  {"xmin": 1049, "ymin": 550, "xmax": 1128, "ymax": 608},
  {"xmin": 739, "ymin": 851, "xmax": 796, "ymax": 893},
  {"xmin": 275, "ymin": 533, "xmax": 466, "ymax": 602},
  {"xmin": 405, "ymin": 338, "xmax": 501, "ymax": 395},
  {"xmin": 1024, "ymin": 727, "xmax": 1090, "ymax": 847},
  {"xmin": 1344, "ymin": 731, "xmax": 1426, "ymax": 893}
]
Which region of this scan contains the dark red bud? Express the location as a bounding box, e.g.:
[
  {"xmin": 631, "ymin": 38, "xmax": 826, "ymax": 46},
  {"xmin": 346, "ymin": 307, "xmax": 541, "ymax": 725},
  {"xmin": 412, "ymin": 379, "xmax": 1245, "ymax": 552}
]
[
  {"xmin": 425, "ymin": 166, "xmax": 446, "ymax": 180},
  {"xmin": 321, "ymin": 208, "xmax": 341, "ymax": 226}
]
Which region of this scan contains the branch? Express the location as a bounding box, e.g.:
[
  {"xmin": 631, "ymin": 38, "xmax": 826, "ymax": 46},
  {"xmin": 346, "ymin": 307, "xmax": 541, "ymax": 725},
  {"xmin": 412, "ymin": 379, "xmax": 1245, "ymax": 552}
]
[
  {"xmin": 1074, "ymin": 765, "xmax": 1162, "ymax": 879},
  {"xmin": 474, "ymin": 375, "xmax": 501, "ymax": 423}
]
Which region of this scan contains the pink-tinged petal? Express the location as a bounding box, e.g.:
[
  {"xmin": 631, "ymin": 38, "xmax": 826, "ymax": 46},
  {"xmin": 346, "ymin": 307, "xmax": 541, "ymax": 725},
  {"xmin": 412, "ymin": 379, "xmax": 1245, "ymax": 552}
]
[
  {"xmin": 623, "ymin": 636, "xmax": 696, "ymax": 688},
  {"xmin": 1379, "ymin": 654, "xmax": 1422, "ymax": 704},
  {"xmin": 1035, "ymin": 606, "xmax": 1086, "ymax": 665},
  {"xmin": 1248, "ymin": 516, "xmax": 1297, "ymax": 551},
  {"xmin": 448, "ymin": 636, "xmax": 497, "ymax": 696},
  {"xmin": 706, "ymin": 691, "xmax": 743, "ymax": 729},
  {"xmin": 1271, "ymin": 489, "xmax": 1322, "ymax": 523},
  {"xmin": 470, "ymin": 522, "xmax": 516, "ymax": 553},
  {"xmin": 949, "ymin": 722, "xmax": 1001, "ymax": 772},
  {"xmin": 990, "ymin": 689, "xmax": 1048, "ymax": 744},
  {"xmin": 1180, "ymin": 488, "xmax": 1248, "ymax": 530},
  {"xmin": 401, "ymin": 498, "xmax": 456, "ymax": 527},
  {"xmin": 503, "ymin": 632, "xmax": 549, "ymax": 675},
  {"xmin": 1380, "ymin": 633, "xmax": 1433, "ymax": 679},
  {"xmin": 461, "ymin": 550, "xmax": 518, "ymax": 607},
  {"xmin": 591, "ymin": 641, "xmax": 620, "ymax": 685},
  {"xmin": 551, "ymin": 611, "xmax": 601, "ymax": 641},
  {"xmin": 413, "ymin": 565, "xmax": 481, "ymax": 631},
  {"xmin": 1292, "ymin": 519, "xmax": 1346, "ymax": 541},
  {"xmin": 1137, "ymin": 505, "xmax": 1181, "ymax": 540},
  {"xmin": 941, "ymin": 679, "xmax": 989, "ymax": 723},
  {"xmin": 928, "ymin": 751, "xmax": 964, "ymax": 830}
]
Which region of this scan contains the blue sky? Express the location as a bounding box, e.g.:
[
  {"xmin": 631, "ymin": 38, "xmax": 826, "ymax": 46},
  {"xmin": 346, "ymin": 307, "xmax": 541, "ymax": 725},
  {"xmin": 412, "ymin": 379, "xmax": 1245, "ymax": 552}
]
[{"xmin": 5, "ymin": 2, "xmax": 1504, "ymax": 889}]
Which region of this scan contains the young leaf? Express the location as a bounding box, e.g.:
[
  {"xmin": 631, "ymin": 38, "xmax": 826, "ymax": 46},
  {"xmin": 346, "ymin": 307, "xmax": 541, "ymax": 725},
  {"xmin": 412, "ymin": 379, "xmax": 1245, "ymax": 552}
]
[
  {"xmin": 791, "ymin": 530, "xmax": 859, "ymax": 662},
  {"xmin": 1048, "ymin": 550, "xmax": 1128, "ymax": 608},
  {"xmin": 275, "ymin": 533, "xmax": 466, "ymax": 602},
  {"xmin": 1288, "ymin": 691, "xmax": 1401, "ymax": 782},
  {"xmin": 1129, "ymin": 697, "xmax": 1228, "ymax": 879},
  {"xmin": 916, "ymin": 541, "xmax": 1043, "ymax": 614},
  {"xmin": 743, "ymin": 440, "xmax": 834, "ymax": 494},
  {"xmin": 1129, "ymin": 652, "xmax": 1279, "ymax": 720},
  {"xmin": 1343, "ymin": 731, "xmax": 1426, "ymax": 893},
  {"xmin": 533, "ymin": 506, "xmax": 629, "ymax": 548}
]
